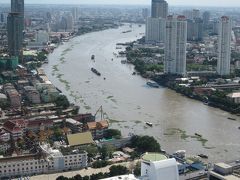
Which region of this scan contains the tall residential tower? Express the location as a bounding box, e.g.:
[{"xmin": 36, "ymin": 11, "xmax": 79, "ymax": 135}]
[
  {"xmin": 165, "ymin": 15, "xmax": 187, "ymax": 75},
  {"xmin": 8, "ymin": 0, "xmax": 24, "ymax": 58},
  {"xmin": 217, "ymin": 16, "xmax": 232, "ymax": 76},
  {"xmin": 151, "ymin": 0, "xmax": 168, "ymax": 18}
]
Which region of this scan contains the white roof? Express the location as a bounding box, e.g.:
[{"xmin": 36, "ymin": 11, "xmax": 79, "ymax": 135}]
[
  {"xmin": 227, "ymin": 92, "xmax": 240, "ymax": 98},
  {"xmin": 151, "ymin": 158, "xmax": 178, "ymax": 169},
  {"xmin": 101, "ymin": 174, "xmax": 138, "ymax": 180}
]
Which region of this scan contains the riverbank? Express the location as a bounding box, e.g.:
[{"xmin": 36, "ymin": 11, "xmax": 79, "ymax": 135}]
[{"xmin": 124, "ymin": 42, "xmax": 240, "ymax": 115}]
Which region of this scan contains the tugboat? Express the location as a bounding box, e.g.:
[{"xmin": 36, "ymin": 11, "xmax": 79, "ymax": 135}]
[
  {"xmin": 145, "ymin": 122, "xmax": 153, "ymax": 127},
  {"xmin": 195, "ymin": 133, "xmax": 202, "ymax": 137},
  {"xmin": 91, "ymin": 68, "xmax": 101, "ymax": 76},
  {"xmin": 146, "ymin": 81, "xmax": 160, "ymax": 88},
  {"xmin": 198, "ymin": 154, "xmax": 208, "ymax": 159},
  {"xmin": 228, "ymin": 117, "xmax": 236, "ymax": 121}
]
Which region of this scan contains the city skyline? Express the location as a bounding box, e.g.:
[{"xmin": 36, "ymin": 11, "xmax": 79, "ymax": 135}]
[{"xmin": 1, "ymin": 0, "xmax": 240, "ymax": 7}]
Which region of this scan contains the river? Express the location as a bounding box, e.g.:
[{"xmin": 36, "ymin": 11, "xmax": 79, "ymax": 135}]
[{"xmin": 43, "ymin": 24, "xmax": 240, "ymax": 163}]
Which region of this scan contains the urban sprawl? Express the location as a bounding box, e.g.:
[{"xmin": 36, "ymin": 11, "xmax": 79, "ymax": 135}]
[{"xmin": 0, "ymin": 0, "xmax": 239, "ymax": 180}]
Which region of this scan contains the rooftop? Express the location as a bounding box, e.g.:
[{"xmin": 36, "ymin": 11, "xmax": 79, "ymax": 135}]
[
  {"xmin": 141, "ymin": 153, "xmax": 167, "ymax": 162},
  {"xmin": 67, "ymin": 132, "xmax": 94, "ymax": 146}
]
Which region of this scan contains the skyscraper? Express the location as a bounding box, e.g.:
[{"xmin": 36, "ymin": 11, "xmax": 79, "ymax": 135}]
[
  {"xmin": 146, "ymin": 17, "xmax": 166, "ymax": 43},
  {"xmin": 7, "ymin": 0, "xmax": 24, "ymax": 58},
  {"xmin": 187, "ymin": 18, "xmax": 203, "ymax": 41},
  {"xmin": 217, "ymin": 16, "xmax": 232, "ymax": 76},
  {"xmin": 202, "ymin": 11, "xmax": 210, "ymax": 26},
  {"xmin": 7, "ymin": 12, "xmax": 23, "ymax": 57},
  {"xmin": 142, "ymin": 8, "xmax": 149, "ymax": 20},
  {"xmin": 165, "ymin": 15, "xmax": 187, "ymax": 75},
  {"xmin": 11, "ymin": 0, "xmax": 24, "ymax": 15},
  {"xmin": 151, "ymin": 0, "xmax": 168, "ymax": 18}
]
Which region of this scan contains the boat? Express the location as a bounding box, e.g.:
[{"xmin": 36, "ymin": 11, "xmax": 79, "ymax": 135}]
[
  {"xmin": 146, "ymin": 81, "xmax": 159, "ymax": 88},
  {"xmin": 104, "ymin": 77, "xmax": 106, "ymax": 80},
  {"xmin": 238, "ymin": 127, "xmax": 240, "ymax": 130},
  {"xmin": 198, "ymin": 154, "xmax": 208, "ymax": 159},
  {"xmin": 228, "ymin": 117, "xmax": 236, "ymax": 121},
  {"xmin": 122, "ymin": 30, "xmax": 132, "ymax": 34},
  {"xmin": 91, "ymin": 55, "xmax": 95, "ymax": 60},
  {"xmin": 145, "ymin": 122, "xmax": 153, "ymax": 127},
  {"xmin": 195, "ymin": 133, "xmax": 202, "ymax": 137},
  {"xmin": 132, "ymin": 72, "xmax": 136, "ymax": 75},
  {"xmin": 91, "ymin": 68, "xmax": 101, "ymax": 76}
]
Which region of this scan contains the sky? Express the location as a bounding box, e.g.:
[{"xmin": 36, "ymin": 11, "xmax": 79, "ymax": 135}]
[{"xmin": 1, "ymin": 0, "xmax": 240, "ymax": 7}]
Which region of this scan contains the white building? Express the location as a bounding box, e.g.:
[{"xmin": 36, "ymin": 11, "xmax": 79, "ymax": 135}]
[
  {"xmin": 0, "ymin": 144, "xmax": 88, "ymax": 178},
  {"xmin": 165, "ymin": 15, "xmax": 187, "ymax": 76},
  {"xmin": 101, "ymin": 174, "xmax": 138, "ymax": 180},
  {"xmin": 140, "ymin": 153, "xmax": 179, "ymax": 180},
  {"xmin": 217, "ymin": 16, "xmax": 232, "ymax": 76},
  {"xmin": 0, "ymin": 129, "xmax": 11, "ymax": 142},
  {"xmin": 145, "ymin": 17, "xmax": 166, "ymax": 43},
  {"xmin": 0, "ymin": 142, "xmax": 11, "ymax": 153}
]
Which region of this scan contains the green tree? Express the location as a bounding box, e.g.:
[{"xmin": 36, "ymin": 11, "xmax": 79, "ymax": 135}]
[
  {"xmin": 92, "ymin": 160, "xmax": 109, "ymax": 168},
  {"xmin": 105, "ymin": 129, "xmax": 121, "ymax": 139},
  {"xmin": 83, "ymin": 145, "xmax": 98, "ymax": 158},
  {"xmin": 82, "ymin": 176, "xmax": 90, "ymax": 180},
  {"xmin": 55, "ymin": 95, "xmax": 70, "ymax": 109},
  {"xmin": 100, "ymin": 144, "xmax": 115, "ymax": 160},
  {"xmin": 134, "ymin": 162, "xmax": 141, "ymax": 176},
  {"xmin": 73, "ymin": 174, "xmax": 82, "ymax": 180},
  {"xmin": 131, "ymin": 135, "xmax": 161, "ymax": 153},
  {"xmin": 109, "ymin": 165, "xmax": 128, "ymax": 177},
  {"xmin": 56, "ymin": 176, "xmax": 69, "ymax": 180}
]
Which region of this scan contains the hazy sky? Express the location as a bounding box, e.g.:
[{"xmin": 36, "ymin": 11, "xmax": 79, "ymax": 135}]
[{"xmin": 2, "ymin": 0, "xmax": 240, "ymax": 7}]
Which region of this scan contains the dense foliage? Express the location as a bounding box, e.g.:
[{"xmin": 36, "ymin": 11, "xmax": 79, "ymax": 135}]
[{"xmin": 131, "ymin": 135, "xmax": 161, "ymax": 153}]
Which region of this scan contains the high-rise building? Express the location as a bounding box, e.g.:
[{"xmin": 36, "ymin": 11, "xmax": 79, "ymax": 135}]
[
  {"xmin": 7, "ymin": 0, "xmax": 24, "ymax": 59},
  {"xmin": 151, "ymin": 0, "xmax": 168, "ymax": 18},
  {"xmin": 202, "ymin": 11, "xmax": 210, "ymax": 26},
  {"xmin": 0, "ymin": 13, "xmax": 5, "ymax": 23},
  {"xmin": 217, "ymin": 16, "xmax": 232, "ymax": 76},
  {"xmin": 72, "ymin": 7, "xmax": 79, "ymax": 22},
  {"xmin": 142, "ymin": 8, "xmax": 149, "ymax": 20},
  {"xmin": 187, "ymin": 18, "xmax": 203, "ymax": 41},
  {"xmin": 192, "ymin": 9, "xmax": 200, "ymax": 19},
  {"xmin": 7, "ymin": 12, "xmax": 23, "ymax": 57},
  {"xmin": 212, "ymin": 19, "xmax": 219, "ymax": 35},
  {"xmin": 145, "ymin": 17, "xmax": 166, "ymax": 43},
  {"xmin": 11, "ymin": 0, "xmax": 24, "ymax": 26},
  {"xmin": 11, "ymin": 0, "xmax": 24, "ymax": 14},
  {"xmin": 165, "ymin": 15, "xmax": 187, "ymax": 75}
]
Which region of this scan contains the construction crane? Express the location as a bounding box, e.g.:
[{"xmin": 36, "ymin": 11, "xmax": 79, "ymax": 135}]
[{"xmin": 94, "ymin": 105, "xmax": 104, "ymax": 120}]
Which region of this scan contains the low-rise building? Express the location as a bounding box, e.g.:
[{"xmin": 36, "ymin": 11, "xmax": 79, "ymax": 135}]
[
  {"xmin": 0, "ymin": 128, "xmax": 11, "ymax": 142},
  {"xmin": 66, "ymin": 118, "xmax": 83, "ymax": 133},
  {"xmin": 227, "ymin": 92, "xmax": 240, "ymax": 104},
  {"xmin": 86, "ymin": 120, "xmax": 109, "ymax": 139},
  {"xmin": 0, "ymin": 141, "xmax": 11, "ymax": 153},
  {"xmin": 67, "ymin": 132, "xmax": 94, "ymax": 147},
  {"xmin": 3, "ymin": 83, "xmax": 21, "ymax": 108},
  {"xmin": 208, "ymin": 162, "xmax": 240, "ymax": 180},
  {"xmin": 0, "ymin": 144, "xmax": 88, "ymax": 178},
  {"xmin": 3, "ymin": 119, "xmax": 26, "ymax": 140},
  {"xmin": 23, "ymin": 86, "xmax": 41, "ymax": 104}
]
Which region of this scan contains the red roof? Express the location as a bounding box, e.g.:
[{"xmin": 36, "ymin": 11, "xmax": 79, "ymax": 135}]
[{"xmin": 27, "ymin": 119, "xmax": 53, "ymax": 128}]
